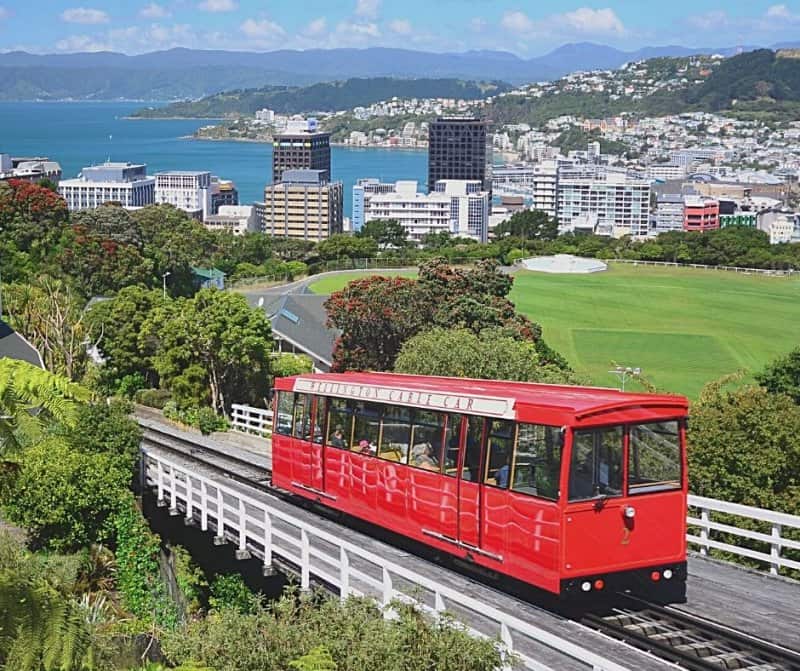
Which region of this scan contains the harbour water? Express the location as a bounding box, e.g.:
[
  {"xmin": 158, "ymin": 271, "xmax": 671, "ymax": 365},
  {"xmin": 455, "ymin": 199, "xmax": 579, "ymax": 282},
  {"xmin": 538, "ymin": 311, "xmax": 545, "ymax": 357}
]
[{"xmin": 0, "ymin": 101, "xmax": 427, "ymax": 217}]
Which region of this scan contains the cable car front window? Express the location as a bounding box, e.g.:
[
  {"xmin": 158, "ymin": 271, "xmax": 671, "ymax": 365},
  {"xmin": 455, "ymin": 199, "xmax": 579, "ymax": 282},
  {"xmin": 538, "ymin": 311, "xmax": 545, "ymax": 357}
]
[{"xmin": 568, "ymin": 426, "xmax": 623, "ymax": 502}]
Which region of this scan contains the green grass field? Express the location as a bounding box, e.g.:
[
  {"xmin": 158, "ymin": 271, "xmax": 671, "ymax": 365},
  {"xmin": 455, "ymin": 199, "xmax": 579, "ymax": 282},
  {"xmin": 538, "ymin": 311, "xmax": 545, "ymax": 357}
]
[
  {"xmin": 307, "ymin": 270, "xmax": 417, "ymax": 295},
  {"xmin": 309, "ymin": 265, "xmax": 800, "ymax": 397}
]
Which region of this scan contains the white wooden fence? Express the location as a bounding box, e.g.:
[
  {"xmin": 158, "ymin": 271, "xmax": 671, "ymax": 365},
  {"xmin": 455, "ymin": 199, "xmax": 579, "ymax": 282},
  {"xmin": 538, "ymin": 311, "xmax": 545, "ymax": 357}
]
[
  {"xmin": 231, "ymin": 403, "xmax": 272, "ymax": 437},
  {"xmin": 142, "ymin": 448, "xmax": 634, "ymax": 671},
  {"xmin": 610, "ymin": 258, "xmax": 794, "ymax": 276},
  {"xmin": 687, "ymin": 495, "xmax": 800, "ymax": 576}
]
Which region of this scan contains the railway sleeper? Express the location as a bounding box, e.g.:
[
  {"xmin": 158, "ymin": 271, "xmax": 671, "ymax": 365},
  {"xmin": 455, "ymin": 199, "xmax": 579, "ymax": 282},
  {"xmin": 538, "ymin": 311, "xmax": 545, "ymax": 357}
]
[
  {"xmin": 673, "ymin": 639, "xmax": 731, "ymax": 656},
  {"xmin": 621, "ymin": 619, "xmax": 674, "ymax": 636},
  {"xmin": 649, "ymin": 628, "xmax": 696, "ymax": 645}
]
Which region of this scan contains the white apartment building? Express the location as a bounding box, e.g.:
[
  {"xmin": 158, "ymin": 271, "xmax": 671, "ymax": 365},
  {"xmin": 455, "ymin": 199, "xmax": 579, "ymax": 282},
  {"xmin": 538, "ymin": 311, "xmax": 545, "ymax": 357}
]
[
  {"xmin": 58, "ymin": 162, "xmax": 155, "ymax": 211},
  {"xmin": 557, "ymin": 173, "xmax": 651, "ymax": 238},
  {"xmin": 362, "ymin": 179, "xmax": 490, "ymax": 243},
  {"xmin": 154, "ymin": 171, "xmax": 212, "ymax": 219},
  {"xmin": 203, "ymin": 205, "xmax": 257, "ymax": 236},
  {"xmin": 366, "ymin": 181, "xmax": 451, "ymax": 243},
  {"xmin": 646, "ymin": 164, "xmax": 688, "ymax": 181},
  {"xmin": 532, "ymin": 161, "xmax": 559, "ymax": 218},
  {"xmin": 654, "ymin": 193, "xmax": 685, "ymax": 234}
]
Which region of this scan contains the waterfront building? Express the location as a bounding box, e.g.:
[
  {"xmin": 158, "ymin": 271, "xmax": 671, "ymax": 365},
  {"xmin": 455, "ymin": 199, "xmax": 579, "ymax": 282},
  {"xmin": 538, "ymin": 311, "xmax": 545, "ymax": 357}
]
[
  {"xmin": 654, "ymin": 193, "xmax": 685, "ymax": 234},
  {"xmin": 210, "ymin": 177, "xmax": 239, "ymax": 214},
  {"xmin": 365, "ymin": 181, "xmax": 451, "ymax": 243},
  {"xmin": 58, "ymin": 162, "xmax": 154, "ymax": 211},
  {"xmin": 272, "ymin": 119, "xmax": 331, "ymax": 183},
  {"xmin": 683, "ymin": 195, "xmax": 720, "ymax": 232},
  {"xmin": 203, "ymin": 205, "xmax": 258, "ymax": 236},
  {"xmin": 352, "ymin": 178, "xmax": 397, "ymax": 232},
  {"xmin": 427, "ymin": 117, "xmax": 492, "ymax": 194},
  {"xmin": 261, "ymin": 169, "xmax": 343, "ymax": 241},
  {"xmin": 557, "ymin": 172, "xmax": 651, "ymax": 238},
  {"xmin": 154, "ymin": 170, "xmax": 211, "ymax": 219},
  {"xmin": 434, "ymin": 179, "xmax": 490, "ymax": 243},
  {"xmin": 0, "ymin": 153, "xmax": 62, "ymax": 184}
]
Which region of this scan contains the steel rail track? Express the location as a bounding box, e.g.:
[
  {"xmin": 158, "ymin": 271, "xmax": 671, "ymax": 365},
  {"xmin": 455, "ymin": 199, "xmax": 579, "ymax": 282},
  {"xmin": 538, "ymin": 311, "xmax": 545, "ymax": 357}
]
[
  {"xmin": 139, "ymin": 420, "xmax": 800, "ymax": 671},
  {"xmin": 582, "ymin": 594, "xmax": 800, "ymax": 670}
]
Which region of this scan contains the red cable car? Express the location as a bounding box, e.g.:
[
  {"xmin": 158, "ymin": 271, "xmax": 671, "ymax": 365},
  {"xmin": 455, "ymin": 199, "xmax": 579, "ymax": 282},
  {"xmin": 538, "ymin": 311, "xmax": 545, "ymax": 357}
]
[{"xmin": 271, "ymin": 372, "xmax": 689, "ymax": 601}]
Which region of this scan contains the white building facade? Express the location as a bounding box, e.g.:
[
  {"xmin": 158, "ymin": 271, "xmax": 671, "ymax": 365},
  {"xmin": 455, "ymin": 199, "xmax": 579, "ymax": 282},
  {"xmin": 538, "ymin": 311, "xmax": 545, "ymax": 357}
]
[
  {"xmin": 58, "ymin": 162, "xmax": 155, "ymax": 211},
  {"xmin": 203, "ymin": 205, "xmax": 257, "ymax": 236},
  {"xmin": 154, "ymin": 171, "xmax": 212, "ymax": 219},
  {"xmin": 557, "ymin": 173, "xmax": 651, "ymax": 238}
]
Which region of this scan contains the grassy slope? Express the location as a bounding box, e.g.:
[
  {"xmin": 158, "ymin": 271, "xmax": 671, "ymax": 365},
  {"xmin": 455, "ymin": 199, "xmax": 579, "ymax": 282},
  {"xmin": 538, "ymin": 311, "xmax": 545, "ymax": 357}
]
[
  {"xmin": 308, "ymin": 265, "xmax": 800, "ymax": 398},
  {"xmin": 307, "ymin": 270, "xmax": 417, "ymax": 295}
]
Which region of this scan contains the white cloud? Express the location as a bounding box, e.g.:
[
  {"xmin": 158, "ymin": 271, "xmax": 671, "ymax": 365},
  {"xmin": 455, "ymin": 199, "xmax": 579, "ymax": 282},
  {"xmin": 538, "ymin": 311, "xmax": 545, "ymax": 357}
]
[
  {"xmin": 501, "ymin": 7, "xmax": 625, "ymax": 38},
  {"xmin": 55, "ymin": 34, "xmax": 109, "ymax": 51},
  {"xmin": 303, "ymin": 17, "xmax": 327, "ymax": 37},
  {"xmin": 388, "ymin": 19, "xmax": 412, "ymax": 35},
  {"xmin": 240, "ymin": 17, "xmax": 286, "ymax": 44},
  {"xmin": 140, "ymin": 2, "xmax": 169, "ymax": 19},
  {"xmin": 355, "ymin": 0, "xmax": 380, "ymax": 19},
  {"xmin": 198, "ymin": 0, "xmax": 237, "ymax": 12},
  {"xmin": 335, "ymin": 20, "xmax": 380, "ymax": 39},
  {"xmin": 501, "ymin": 11, "xmax": 535, "ymax": 34},
  {"xmin": 686, "ymin": 10, "xmax": 729, "ymax": 30},
  {"xmin": 561, "ymin": 8, "xmax": 625, "ymax": 35},
  {"xmin": 61, "ymin": 7, "xmax": 110, "ymax": 25},
  {"xmin": 767, "ymin": 4, "xmax": 791, "ymax": 18}
]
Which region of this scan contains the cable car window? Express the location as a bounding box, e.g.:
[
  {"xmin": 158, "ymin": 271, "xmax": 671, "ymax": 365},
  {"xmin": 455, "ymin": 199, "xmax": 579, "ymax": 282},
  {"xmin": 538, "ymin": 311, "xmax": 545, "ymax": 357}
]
[
  {"xmin": 483, "ymin": 420, "xmax": 516, "ymax": 489},
  {"xmin": 312, "ymin": 396, "xmax": 326, "ymax": 445},
  {"xmin": 379, "ymin": 405, "xmax": 411, "ymax": 464},
  {"xmin": 442, "ymin": 414, "xmax": 463, "ymax": 478},
  {"xmin": 409, "ymin": 410, "xmax": 445, "ymax": 472},
  {"xmin": 512, "ymin": 424, "xmax": 563, "ymax": 501},
  {"xmin": 327, "ymin": 398, "xmax": 353, "ymax": 450},
  {"xmin": 463, "ymin": 416, "xmax": 485, "ymax": 481},
  {"xmin": 275, "ymin": 392, "xmax": 294, "ymax": 436},
  {"xmin": 628, "ymin": 421, "xmax": 681, "ymax": 494},
  {"xmin": 292, "ymin": 394, "xmax": 311, "ymax": 440},
  {"xmin": 568, "ymin": 426, "xmax": 623, "ymax": 501},
  {"xmin": 353, "ymin": 401, "xmax": 382, "ymax": 456}
]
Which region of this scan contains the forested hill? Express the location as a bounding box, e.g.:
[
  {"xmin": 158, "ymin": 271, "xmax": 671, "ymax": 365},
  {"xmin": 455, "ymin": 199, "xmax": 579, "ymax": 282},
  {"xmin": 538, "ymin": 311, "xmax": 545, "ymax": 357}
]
[{"xmin": 132, "ymin": 78, "xmax": 510, "ymax": 118}]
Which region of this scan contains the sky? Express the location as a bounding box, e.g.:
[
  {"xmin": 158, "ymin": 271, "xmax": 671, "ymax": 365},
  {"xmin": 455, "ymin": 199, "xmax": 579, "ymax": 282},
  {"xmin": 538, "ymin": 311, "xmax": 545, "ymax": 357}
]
[{"xmin": 0, "ymin": 1, "xmax": 799, "ymax": 56}]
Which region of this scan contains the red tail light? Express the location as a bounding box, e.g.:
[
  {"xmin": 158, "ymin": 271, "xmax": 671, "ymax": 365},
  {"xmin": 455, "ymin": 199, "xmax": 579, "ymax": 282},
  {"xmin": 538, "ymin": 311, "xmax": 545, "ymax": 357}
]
[
  {"xmin": 650, "ymin": 571, "xmax": 661, "ymax": 582},
  {"xmin": 593, "ymin": 579, "xmax": 605, "ymax": 590}
]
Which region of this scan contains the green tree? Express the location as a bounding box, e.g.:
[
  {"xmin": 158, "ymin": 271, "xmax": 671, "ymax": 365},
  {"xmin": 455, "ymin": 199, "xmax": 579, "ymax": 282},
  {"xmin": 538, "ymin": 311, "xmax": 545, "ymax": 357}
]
[
  {"xmin": 143, "ymin": 289, "xmax": 273, "ymax": 413},
  {"xmin": 4, "ymin": 277, "xmax": 91, "ymax": 380},
  {"xmin": 86, "ymin": 285, "xmax": 163, "ymax": 387},
  {"xmin": 395, "ymin": 328, "xmax": 584, "ymax": 384},
  {"xmin": 71, "ymin": 204, "xmax": 142, "ymax": 246},
  {"xmin": 358, "ymin": 219, "xmax": 408, "ymax": 248},
  {"xmin": 688, "ymin": 381, "xmax": 800, "ymax": 513},
  {"xmin": 493, "ymin": 210, "xmax": 558, "ymax": 241},
  {"xmin": 755, "ymin": 346, "xmax": 800, "ymax": 405},
  {"xmin": 66, "ymin": 401, "xmax": 142, "ymax": 467},
  {"xmin": 3, "ymin": 437, "xmax": 132, "ymax": 552},
  {"xmin": 0, "ymin": 179, "xmax": 69, "ymax": 264},
  {"xmin": 0, "ymin": 359, "xmax": 89, "ymax": 454},
  {"xmin": 271, "ymin": 353, "xmax": 314, "ymax": 380},
  {"xmin": 316, "ymin": 234, "xmax": 379, "ymax": 261}
]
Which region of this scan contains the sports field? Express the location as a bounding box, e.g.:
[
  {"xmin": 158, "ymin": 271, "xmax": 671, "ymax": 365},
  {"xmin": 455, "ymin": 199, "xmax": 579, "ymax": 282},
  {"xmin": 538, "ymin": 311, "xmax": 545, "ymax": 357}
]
[{"xmin": 308, "ymin": 265, "xmax": 800, "ymax": 397}]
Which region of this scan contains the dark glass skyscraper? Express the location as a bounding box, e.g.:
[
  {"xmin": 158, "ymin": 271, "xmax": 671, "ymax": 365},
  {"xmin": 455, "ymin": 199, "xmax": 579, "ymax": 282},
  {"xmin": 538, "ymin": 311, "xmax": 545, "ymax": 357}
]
[
  {"xmin": 427, "ymin": 117, "xmax": 492, "ymax": 194},
  {"xmin": 272, "ymin": 131, "xmax": 331, "ymax": 184}
]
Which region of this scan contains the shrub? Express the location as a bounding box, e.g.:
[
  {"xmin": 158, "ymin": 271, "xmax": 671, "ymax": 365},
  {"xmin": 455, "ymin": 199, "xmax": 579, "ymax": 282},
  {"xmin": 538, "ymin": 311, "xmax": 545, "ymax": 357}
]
[
  {"xmin": 136, "ymin": 388, "xmax": 173, "ymax": 409},
  {"xmin": 208, "ymin": 574, "xmax": 259, "ymax": 614},
  {"xmin": 117, "ymin": 372, "xmax": 147, "ymax": 398}
]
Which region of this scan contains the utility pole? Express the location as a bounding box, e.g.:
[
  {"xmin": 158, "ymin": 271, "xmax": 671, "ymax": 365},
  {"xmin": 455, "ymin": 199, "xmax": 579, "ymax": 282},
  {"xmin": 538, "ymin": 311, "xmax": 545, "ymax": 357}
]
[
  {"xmin": 608, "ymin": 365, "xmax": 641, "ymax": 392},
  {"xmin": 162, "ymin": 271, "xmax": 171, "ymax": 300}
]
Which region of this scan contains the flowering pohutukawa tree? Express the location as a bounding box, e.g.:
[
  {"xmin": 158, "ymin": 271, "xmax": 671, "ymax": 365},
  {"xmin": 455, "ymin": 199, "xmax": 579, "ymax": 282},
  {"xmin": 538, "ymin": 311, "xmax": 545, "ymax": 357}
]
[
  {"xmin": 0, "ymin": 179, "xmax": 69, "ymax": 262},
  {"xmin": 324, "ymin": 258, "xmax": 569, "ymax": 373}
]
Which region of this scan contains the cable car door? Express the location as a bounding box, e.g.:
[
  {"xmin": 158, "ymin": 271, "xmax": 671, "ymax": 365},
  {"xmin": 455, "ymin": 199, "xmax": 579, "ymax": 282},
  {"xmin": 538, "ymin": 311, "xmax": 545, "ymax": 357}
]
[
  {"xmin": 457, "ymin": 416, "xmax": 484, "ymax": 550},
  {"xmin": 291, "ymin": 394, "xmax": 324, "ymax": 494}
]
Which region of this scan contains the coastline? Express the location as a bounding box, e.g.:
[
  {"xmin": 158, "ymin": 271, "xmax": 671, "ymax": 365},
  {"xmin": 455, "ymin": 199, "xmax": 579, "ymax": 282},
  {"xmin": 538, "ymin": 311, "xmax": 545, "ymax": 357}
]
[{"xmin": 184, "ymin": 134, "xmax": 429, "ymax": 151}]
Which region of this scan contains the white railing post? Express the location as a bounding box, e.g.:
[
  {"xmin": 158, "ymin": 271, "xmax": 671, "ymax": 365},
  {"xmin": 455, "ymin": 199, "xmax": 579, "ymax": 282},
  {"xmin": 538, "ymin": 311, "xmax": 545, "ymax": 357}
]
[
  {"xmin": 339, "ymin": 546, "xmax": 349, "ymax": 601},
  {"xmin": 185, "ymin": 476, "xmax": 193, "ymax": 523},
  {"xmin": 382, "ymin": 567, "xmax": 393, "ymax": 607},
  {"xmin": 700, "ymin": 507, "xmax": 710, "ymax": 556},
  {"xmin": 200, "ymin": 480, "xmax": 208, "ymax": 531},
  {"xmin": 156, "ymin": 460, "xmax": 164, "ymax": 504},
  {"xmin": 215, "ymin": 486, "xmax": 224, "ymax": 543},
  {"xmin": 300, "ymin": 529, "xmax": 310, "ymax": 591},
  {"xmin": 169, "ymin": 465, "xmax": 178, "ymax": 514},
  {"xmin": 770, "ymin": 523, "xmax": 782, "ymax": 576},
  {"xmin": 263, "ymin": 508, "xmax": 273, "ymax": 574},
  {"xmin": 239, "ymin": 498, "xmax": 247, "ymax": 552}
]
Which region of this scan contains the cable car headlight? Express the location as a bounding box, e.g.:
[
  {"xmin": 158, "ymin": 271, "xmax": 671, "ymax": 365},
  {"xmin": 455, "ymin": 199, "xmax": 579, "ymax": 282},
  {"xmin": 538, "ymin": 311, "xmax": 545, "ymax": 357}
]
[
  {"xmin": 581, "ymin": 581, "xmax": 592, "ymax": 592},
  {"xmin": 663, "ymin": 569, "xmax": 673, "ymax": 580}
]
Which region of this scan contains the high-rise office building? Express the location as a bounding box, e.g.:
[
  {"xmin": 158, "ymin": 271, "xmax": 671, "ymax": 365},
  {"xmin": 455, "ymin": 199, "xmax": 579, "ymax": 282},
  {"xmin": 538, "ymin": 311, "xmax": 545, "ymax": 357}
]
[
  {"xmin": 272, "ymin": 119, "xmax": 331, "ymax": 183},
  {"xmin": 261, "ymin": 169, "xmax": 343, "ymax": 241},
  {"xmin": 427, "ymin": 117, "xmax": 492, "ymax": 194}
]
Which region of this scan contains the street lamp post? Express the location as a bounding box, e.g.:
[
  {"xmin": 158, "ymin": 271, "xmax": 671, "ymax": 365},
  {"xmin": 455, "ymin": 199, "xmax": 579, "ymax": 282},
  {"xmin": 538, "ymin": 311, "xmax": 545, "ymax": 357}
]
[
  {"xmin": 162, "ymin": 271, "xmax": 171, "ymax": 300},
  {"xmin": 608, "ymin": 365, "xmax": 641, "ymax": 392}
]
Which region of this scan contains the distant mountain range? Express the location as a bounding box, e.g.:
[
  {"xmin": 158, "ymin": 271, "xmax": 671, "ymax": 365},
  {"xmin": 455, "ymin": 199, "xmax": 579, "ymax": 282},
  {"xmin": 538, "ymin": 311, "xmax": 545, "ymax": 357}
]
[{"xmin": 1, "ymin": 42, "xmax": 799, "ymax": 101}]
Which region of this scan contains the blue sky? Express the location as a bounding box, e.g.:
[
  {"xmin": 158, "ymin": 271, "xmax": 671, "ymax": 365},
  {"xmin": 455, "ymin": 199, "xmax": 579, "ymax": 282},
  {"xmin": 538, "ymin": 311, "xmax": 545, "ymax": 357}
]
[{"xmin": 0, "ymin": 1, "xmax": 798, "ymax": 56}]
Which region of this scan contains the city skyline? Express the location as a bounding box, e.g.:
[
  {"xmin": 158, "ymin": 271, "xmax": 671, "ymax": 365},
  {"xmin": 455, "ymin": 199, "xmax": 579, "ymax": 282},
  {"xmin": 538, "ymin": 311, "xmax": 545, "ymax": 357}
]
[{"xmin": 0, "ymin": 1, "xmax": 799, "ymax": 56}]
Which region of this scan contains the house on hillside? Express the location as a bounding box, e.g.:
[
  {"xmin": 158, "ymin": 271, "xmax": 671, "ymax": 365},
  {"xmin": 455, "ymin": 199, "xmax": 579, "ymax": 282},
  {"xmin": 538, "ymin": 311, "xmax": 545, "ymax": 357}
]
[
  {"xmin": 192, "ymin": 267, "xmax": 225, "ymax": 290},
  {"xmin": 252, "ymin": 293, "xmax": 337, "ymax": 373},
  {"xmin": 0, "ymin": 319, "xmax": 43, "ymax": 368}
]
